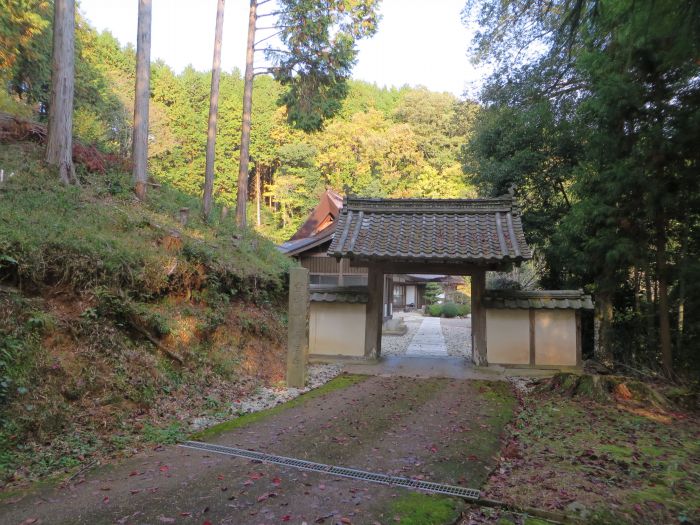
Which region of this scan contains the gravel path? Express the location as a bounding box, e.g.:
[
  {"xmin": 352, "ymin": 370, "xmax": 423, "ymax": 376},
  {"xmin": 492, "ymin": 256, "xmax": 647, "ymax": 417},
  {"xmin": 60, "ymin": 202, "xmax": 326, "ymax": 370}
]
[
  {"xmin": 441, "ymin": 316, "xmax": 472, "ymax": 359},
  {"xmin": 380, "ymin": 311, "xmax": 423, "ymax": 356},
  {"xmin": 382, "ymin": 312, "xmax": 472, "ymax": 360},
  {"xmin": 190, "ymin": 364, "xmax": 342, "ymax": 431}
]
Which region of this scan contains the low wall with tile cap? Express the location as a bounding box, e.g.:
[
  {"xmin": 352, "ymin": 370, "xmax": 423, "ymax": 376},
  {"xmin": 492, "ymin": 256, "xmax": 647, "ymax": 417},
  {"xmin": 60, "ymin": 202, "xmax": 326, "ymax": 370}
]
[
  {"xmin": 487, "ymin": 307, "xmax": 580, "ymax": 368},
  {"xmin": 309, "ymin": 302, "xmax": 366, "ymax": 357}
]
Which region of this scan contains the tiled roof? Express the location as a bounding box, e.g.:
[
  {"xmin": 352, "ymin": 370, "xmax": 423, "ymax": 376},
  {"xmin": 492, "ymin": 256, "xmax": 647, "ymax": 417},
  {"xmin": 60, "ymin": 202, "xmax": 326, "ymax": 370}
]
[
  {"xmin": 309, "ymin": 286, "xmax": 368, "ymax": 303},
  {"xmin": 278, "ymin": 226, "xmax": 334, "ymax": 256},
  {"xmin": 484, "ymin": 290, "xmax": 594, "ymax": 310},
  {"xmin": 289, "ymin": 189, "xmax": 343, "ymax": 241},
  {"xmin": 327, "ymin": 196, "xmax": 532, "ymax": 264}
]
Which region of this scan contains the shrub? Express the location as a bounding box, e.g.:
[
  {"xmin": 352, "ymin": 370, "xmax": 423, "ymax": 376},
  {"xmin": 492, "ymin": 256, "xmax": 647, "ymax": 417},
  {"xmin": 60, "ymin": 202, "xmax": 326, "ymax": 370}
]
[
  {"xmin": 427, "ymin": 304, "xmax": 442, "ymax": 317},
  {"xmin": 457, "ymin": 303, "xmax": 471, "ymax": 316},
  {"xmin": 441, "ymin": 302, "xmax": 459, "ymax": 318},
  {"xmin": 424, "ymin": 282, "xmax": 443, "ymax": 305},
  {"xmin": 449, "ymin": 291, "xmax": 470, "ymax": 304}
]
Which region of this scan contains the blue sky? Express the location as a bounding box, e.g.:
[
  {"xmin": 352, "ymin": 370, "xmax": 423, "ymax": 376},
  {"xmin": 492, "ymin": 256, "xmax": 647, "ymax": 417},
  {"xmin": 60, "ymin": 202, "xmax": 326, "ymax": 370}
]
[{"xmin": 79, "ymin": 0, "xmax": 483, "ymax": 98}]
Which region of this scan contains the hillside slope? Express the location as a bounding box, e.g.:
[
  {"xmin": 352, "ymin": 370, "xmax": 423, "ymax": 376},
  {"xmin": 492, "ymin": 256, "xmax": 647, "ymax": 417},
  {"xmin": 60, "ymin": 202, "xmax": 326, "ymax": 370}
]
[{"xmin": 0, "ymin": 141, "xmax": 292, "ymax": 489}]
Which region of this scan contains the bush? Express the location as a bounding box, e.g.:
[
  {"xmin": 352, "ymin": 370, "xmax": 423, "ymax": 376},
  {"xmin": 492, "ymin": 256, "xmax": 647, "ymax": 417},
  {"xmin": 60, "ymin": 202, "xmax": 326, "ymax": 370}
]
[
  {"xmin": 424, "ymin": 282, "xmax": 443, "ymax": 305},
  {"xmin": 427, "ymin": 304, "xmax": 442, "ymax": 317},
  {"xmin": 441, "ymin": 302, "xmax": 459, "ymax": 318},
  {"xmin": 449, "ymin": 291, "xmax": 470, "ymax": 304},
  {"xmin": 457, "ymin": 303, "xmax": 471, "ymax": 316}
]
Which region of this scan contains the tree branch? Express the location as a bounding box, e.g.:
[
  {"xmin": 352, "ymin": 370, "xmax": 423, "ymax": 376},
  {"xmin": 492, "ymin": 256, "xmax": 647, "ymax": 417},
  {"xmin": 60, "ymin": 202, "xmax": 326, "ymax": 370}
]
[
  {"xmin": 255, "ymin": 30, "xmax": 284, "ymax": 46},
  {"xmin": 256, "ymin": 10, "xmax": 283, "ymax": 19}
]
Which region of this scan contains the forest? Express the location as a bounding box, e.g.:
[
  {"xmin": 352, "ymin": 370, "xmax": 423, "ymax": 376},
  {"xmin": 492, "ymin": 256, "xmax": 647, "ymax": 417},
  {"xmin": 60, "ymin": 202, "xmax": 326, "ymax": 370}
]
[
  {"xmin": 1, "ymin": 2, "xmax": 478, "ymax": 242},
  {"xmin": 1, "ymin": 0, "xmax": 699, "ymax": 378}
]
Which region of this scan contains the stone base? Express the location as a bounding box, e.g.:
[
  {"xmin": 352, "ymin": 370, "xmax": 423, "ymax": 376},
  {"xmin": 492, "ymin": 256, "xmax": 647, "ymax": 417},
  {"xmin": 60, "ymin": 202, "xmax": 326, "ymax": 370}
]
[
  {"xmin": 382, "ymin": 326, "xmax": 408, "ymax": 336},
  {"xmin": 308, "ymin": 354, "xmax": 379, "ymax": 365}
]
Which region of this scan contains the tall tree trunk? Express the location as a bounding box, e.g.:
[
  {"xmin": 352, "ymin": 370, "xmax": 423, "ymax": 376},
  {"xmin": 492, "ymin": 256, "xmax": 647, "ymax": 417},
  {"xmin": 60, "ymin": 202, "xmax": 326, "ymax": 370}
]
[
  {"xmin": 676, "ymin": 215, "xmax": 688, "ymax": 356},
  {"xmin": 236, "ymin": 0, "xmax": 257, "ymax": 228},
  {"xmin": 203, "ymin": 0, "xmax": 225, "ymax": 220},
  {"xmin": 46, "ymin": 0, "xmax": 77, "ymax": 185},
  {"xmin": 644, "ymin": 266, "xmax": 655, "ymax": 350},
  {"xmin": 132, "ymin": 0, "xmax": 152, "ymax": 200},
  {"xmin": 256, "ymin": 165, "xmax": 262, "ymax": 226},
  {"xmin": 656, "ymin": 214, "xmax": 673, "ymax": 377},
  {"xmin": 594, "ymin": 289, "xmax": 614, "ymax": 366}
]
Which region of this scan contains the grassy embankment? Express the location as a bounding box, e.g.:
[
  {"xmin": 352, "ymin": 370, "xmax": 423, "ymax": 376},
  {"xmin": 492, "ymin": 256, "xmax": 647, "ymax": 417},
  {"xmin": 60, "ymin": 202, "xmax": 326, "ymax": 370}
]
[
  {"xmin": 0, "ymin": 141, "xmax": 293, "ymax": 489},
  {"xmin": 466, "ymin": 381, "xmax": 700, "ymax": 524}
]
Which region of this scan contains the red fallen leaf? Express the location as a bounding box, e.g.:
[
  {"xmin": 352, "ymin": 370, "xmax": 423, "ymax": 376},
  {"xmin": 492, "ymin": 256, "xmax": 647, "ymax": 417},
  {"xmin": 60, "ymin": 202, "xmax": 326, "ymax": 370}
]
[
  {"xmin": 203, "ymin": 521, "xmax": 213, "ymax": 525},
  {"xmin": 341, "ymin": 518, "xmax": 352, "ymax": 524},
  {"xmin": 318, "ymin": 484, "xmax": 326, "ymax": 490},
  {"xmin": 272, "ymin": 476, "xmax": 282, "ymax": 485},
  {"xmin": 257, "ymin": 493, "xmax": 270, "ymax": 502},
  {"xmin": 102, "ymin": 496, "xmax": 110, "ymax": 504},
  {"xmin": 429, "ymin": 445, "xmax": 438, "ymax": 453},
  {"xmin": 159, "ymin": 465, "xmax": 170, "ymax": 472},
  {"xmin": 129, "ymin": 470, "xmax": 140, "ymax": 477},
  {"xmin": 180, "ymin": 512, "xmax": 192, "ymax": 516},
  {"xmin": 281, "ymin": 516, "xmax": 292, "ymax": 522},
  {"xmin": 19, "ymin": 519, "xmax": 38, "ymax": 525},
  {"xmin": 467, "ymin": 455, "xmax": 479, "ymax": 461}
]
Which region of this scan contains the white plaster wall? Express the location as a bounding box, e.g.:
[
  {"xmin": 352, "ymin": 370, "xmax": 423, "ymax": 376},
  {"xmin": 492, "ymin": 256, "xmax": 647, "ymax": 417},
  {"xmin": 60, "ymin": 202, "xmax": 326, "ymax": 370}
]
[
  {"xmin": 486, "ymin": 310, "xmax": 530, "ymax": 365},
  {"xmin": 406, "ymin": 285, "xmax": 416, "ymax": 306},
  {"xmin": 309, "ymin": 302, "xmax": 366, "ymax": 357},
  {"xmin": 535, "ymin": 310, "xmax": 577, "ymax": 366}
]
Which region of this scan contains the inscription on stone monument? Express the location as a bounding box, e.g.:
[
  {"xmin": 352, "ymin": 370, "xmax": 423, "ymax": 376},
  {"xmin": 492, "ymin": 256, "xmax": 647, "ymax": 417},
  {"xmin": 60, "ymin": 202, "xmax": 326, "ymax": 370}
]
[{"xmin": 286, "ymin": 267, "xmax": 309, "ymax": 387}]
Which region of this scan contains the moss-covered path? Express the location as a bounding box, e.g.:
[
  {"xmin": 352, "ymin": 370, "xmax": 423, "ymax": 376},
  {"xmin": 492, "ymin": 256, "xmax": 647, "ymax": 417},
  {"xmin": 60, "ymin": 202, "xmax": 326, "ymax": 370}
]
[{"xmin": 1, "ymin": 375, "xmax": 515, "ymax": 524}]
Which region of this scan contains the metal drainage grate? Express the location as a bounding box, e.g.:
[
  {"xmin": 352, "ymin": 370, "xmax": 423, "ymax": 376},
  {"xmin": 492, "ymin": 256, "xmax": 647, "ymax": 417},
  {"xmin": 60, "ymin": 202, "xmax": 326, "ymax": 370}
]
[{"xmin": 179, "ymin": 440, "xmax": 480, "ymax": 500}]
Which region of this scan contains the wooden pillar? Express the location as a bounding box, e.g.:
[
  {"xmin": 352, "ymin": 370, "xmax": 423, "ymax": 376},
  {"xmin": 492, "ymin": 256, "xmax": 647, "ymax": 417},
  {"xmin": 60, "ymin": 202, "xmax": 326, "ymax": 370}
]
[
  {"xmin": 575, "ymin": 310, "xmax": 582, "ymax": 367},
  {"xmin": 471, "ymin": 269, "xmax": 487, "ymax": 366},
  {"xmin": 365, "ymin": 265, "xmax": 383, "ymax": 358},
  {"xmin": 287, "ymin": 267, "xmax": 309, "ymax": 387}
]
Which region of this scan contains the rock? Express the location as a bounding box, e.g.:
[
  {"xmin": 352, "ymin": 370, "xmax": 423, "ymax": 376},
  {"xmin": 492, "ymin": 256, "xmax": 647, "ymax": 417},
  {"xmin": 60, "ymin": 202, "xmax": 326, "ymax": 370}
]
[{"xmin": 565, "ymin": 501, "xmax": 591, "ymax": 519}]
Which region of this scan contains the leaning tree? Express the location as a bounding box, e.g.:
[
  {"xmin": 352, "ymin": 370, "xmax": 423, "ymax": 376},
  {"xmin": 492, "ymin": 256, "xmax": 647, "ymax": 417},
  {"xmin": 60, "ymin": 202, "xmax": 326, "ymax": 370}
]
[{"xmin": 202, "ymin": 0, "xmax": 226, "ymax": 220}]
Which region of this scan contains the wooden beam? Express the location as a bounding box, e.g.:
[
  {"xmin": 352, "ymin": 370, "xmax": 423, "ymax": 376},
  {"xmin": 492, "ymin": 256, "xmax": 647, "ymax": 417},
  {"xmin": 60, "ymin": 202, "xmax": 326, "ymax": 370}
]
[
  {"xmin": 348, "ymin": 261, "xmax": 507, "ymax": 275},
  {"xmin": 364, "ymin": 265, "xmax": 383, "ymax": 358},
  {"xmin": 575, "ymin": 310, "xmax": 582, "ymax": 367},
  {"xmin": 471, "ymin": 269, "xmax": 487, "ymax": 366}
]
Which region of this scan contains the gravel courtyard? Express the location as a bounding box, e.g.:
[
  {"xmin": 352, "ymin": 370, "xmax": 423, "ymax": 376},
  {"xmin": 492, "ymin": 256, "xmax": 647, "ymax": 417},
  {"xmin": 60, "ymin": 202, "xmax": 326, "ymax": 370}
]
[{"xmin": 381, "ymin": 311, "xmax": 472, "ymax": 359}]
